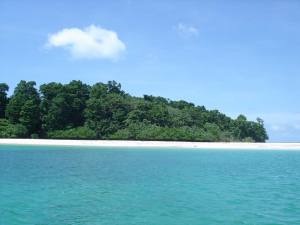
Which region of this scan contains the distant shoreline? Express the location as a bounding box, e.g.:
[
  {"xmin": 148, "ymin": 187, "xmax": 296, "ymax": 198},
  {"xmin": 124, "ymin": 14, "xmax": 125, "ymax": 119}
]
[{"xmin": 0, "ymin": 139, "xmax": 300, "ymax": 150}]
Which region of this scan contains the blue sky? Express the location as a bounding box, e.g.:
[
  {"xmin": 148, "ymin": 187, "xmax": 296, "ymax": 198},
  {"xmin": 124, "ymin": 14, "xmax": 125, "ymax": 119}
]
[{"xmin": 1, "ymin": 0, "xmax": 300, "ymax": 142}]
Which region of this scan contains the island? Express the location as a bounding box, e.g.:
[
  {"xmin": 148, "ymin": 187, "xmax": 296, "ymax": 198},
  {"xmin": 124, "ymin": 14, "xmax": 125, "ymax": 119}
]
[{"xmin": 0, "ymin": 80, "xmax": 268, "ymax": 142}]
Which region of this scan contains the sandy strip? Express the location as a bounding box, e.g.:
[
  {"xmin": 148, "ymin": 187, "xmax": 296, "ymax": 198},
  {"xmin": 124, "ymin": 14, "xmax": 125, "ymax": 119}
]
[{"xmin": 0, "ymin": 139, "xmax": 300, "ymax": 150}]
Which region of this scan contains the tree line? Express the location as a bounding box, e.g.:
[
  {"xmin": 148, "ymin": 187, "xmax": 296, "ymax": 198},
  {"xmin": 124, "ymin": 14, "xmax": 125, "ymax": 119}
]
[{"xmin": 0, "ymin": 80, "xmax": 268, "ymax": 142}]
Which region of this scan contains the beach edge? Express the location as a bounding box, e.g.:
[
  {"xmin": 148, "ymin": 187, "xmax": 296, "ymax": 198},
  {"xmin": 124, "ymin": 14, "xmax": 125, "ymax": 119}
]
[{"xmin": 0, "ymin": 139, "xmax": 300, "ymax": 150}]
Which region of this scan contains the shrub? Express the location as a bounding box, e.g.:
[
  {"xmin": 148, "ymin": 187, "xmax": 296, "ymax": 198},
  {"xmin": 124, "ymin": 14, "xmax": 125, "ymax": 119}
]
[
  {"xmin": 0, "ymin": 119, "xmax": 28, "ymax": 138},
  {"xmin": 47, "ymin": 126, "xmax": 96, "ymax": 139}
]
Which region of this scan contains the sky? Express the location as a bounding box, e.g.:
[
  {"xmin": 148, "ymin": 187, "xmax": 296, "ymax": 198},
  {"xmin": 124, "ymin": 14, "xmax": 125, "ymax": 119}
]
[{"xmin": 1, "ymin": 0, "xmax": 300, "ymax": 142}]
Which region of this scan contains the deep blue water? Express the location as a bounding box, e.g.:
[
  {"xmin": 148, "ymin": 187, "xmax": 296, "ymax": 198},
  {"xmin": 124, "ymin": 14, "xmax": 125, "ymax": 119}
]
[{"xmin": 0, "ymin": 145, "xmax": 300, "ymax": 225}]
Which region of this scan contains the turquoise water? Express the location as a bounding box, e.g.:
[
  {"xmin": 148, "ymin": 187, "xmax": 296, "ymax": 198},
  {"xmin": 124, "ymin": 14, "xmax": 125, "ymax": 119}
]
[{"xmin": 0, "ymin": 145, "xmax": 300, "ymax": 225}]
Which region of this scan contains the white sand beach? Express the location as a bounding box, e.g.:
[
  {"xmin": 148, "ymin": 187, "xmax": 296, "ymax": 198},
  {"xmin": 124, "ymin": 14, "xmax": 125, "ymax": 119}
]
[{"xmin": 0, "ymin": 139, "xmax": 300, "ymax": 150}]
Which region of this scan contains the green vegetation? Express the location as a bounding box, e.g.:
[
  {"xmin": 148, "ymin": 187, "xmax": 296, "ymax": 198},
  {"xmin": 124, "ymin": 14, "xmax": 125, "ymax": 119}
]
[
  {"xmin": 0, "ymin": 80, "xmax": 268, "ymax": 142},
  {"xmin": 0, "ymin": 83, "xmax": 9, "ymax": 119}
]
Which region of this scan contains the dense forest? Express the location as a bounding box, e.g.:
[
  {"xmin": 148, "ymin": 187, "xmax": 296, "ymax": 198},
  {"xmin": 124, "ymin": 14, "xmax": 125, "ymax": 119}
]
[{"xmin": 0, "ymin": 80, "xmax": 268, "ymax": 142}]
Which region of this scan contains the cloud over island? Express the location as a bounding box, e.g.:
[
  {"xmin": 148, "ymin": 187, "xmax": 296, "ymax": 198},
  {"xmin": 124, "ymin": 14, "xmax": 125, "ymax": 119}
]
[{"xmin": 47, "ymin": 25, "xmax": 126, "ymax": 60}]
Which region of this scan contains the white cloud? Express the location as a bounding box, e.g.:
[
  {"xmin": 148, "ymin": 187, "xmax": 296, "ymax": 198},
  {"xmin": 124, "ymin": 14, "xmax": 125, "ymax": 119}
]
[
  {"xmin": 47, "ymin": 25, "xmax": 126, "ymax": 60},
  {"xmin": 176, "ymin": 23, "xmax": 199, "ymax": 37}
]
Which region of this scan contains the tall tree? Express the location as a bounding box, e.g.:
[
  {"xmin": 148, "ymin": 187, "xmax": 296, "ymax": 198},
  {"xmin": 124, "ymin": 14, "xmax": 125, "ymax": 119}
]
[
  {"xmin": 0, "ymin": 83, "xmax": 9, "ymax": 118},
  {"xmin": 65, "ymin": 80, "xmax": 90, "ymax": 127},
  {"xmin": 5, "ymin": 81, "xmax": 41, "ymax": 135},
  {"xmin": 40, "ymin": 81, "xmax": 90, "ymax": 132},
  {"xmin": 85, "ymin": 82, "xmax": 131, "ymax": 138},
  {"xmin": 40, "ymin": 82, "xmax": 64, "ymax": 131},
  {"xmin": 19, "ymin": 99, "xmax": 41, "ymax": 135}
]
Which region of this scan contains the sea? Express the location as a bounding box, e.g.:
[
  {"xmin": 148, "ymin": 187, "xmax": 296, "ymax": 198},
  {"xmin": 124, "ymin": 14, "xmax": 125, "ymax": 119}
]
[{"xmin": 0, "ymin": 145, "xmax": 300, "ymax": 225}]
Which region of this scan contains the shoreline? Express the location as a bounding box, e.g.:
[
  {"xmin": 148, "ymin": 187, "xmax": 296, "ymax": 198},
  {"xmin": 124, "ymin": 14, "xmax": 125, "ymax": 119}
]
[{"xmin": 0, "ymin": 139, "xmax": 300, "ymax": 150}]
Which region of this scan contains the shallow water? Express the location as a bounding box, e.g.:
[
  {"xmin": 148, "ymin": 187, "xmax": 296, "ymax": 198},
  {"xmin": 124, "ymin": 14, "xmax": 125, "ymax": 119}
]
[{"xmin": 0, "ymin": 145, "xmax": 300, "ymax": 225}]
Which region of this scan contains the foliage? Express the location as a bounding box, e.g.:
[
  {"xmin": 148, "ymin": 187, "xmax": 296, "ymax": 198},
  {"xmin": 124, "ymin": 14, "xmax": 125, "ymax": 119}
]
[
  {"xmin": 1, "ymin": 80, "xmax": 268, "ymax": 142},
  {"xmin": 5, "ymin": 81, "xmax": 40, "ymax": 136},
  {"xmin": 47, "ymin": 126, "xmax": 96, "ymax": 139},
  {"xmin": 111, "ymin": 122, "xmax": 234, "ymax": 142},
  {"xmin": 0, "ymin": 83, "xmax": 9, "ymax": 118},
  {"xmin": 20, "ymin": 99, "xmax": 40, "ymax": 135},
  {"xmin": 0, "ymin": 119, "xmax": 28, "ymax": 138},
  {"xmin": 85, "ymin": 82, "xmax": 131, "ymax": 138},
  {"xmin": 40, "ymin": 80, "xmax": 90, "ymax": 132}
]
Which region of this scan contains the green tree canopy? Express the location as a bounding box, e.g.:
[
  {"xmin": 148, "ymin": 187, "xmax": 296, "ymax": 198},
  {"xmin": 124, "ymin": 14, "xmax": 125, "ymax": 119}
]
[
  {"xmin": 0, "ymin": 83, "xmax": 9, "ymax": 118},
  {"xmin": 40, "ymin": 80, "xmax": 90, "ymax": 132},
  {"xmin": 5, "ymin": 81, "xmax": 40, "ymax": 136},
  {"xmin": 85, "ymin": 81, "xmax": 131, "ymax": 138}
]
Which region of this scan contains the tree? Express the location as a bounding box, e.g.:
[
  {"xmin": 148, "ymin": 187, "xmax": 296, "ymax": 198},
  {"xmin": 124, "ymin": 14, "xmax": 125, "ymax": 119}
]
[
  {"xmin": 232, "ymin": 114, "xmax": 248, "ymax": 140},
  {"xmin": 40, "ymin": 80, "xmax": 90, "ymax": 132},
  {"xmin": 19, "ymin": 99, "xmax": 41, "ymax": 135},
  {"xmin": 232, "ymin": 115, "xmax": 268, "ymax": 142},
  {"xmin": 40, "ymin": 82, "xmax": 64, "ymax": 131},
  {"xmin": 0, "ymin": 83, "xmax": 9, "ymax": 118},
  {"xmin": 64, "ymin": 80, "xmax": 90, "ymax": 127},
  {"xmin": 85, "ymin": 82, "xmax": 131, "ymax": 138},
  {"xmin": 5, "ymin": 81, "xmax": 40, "ymax": 135}
]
